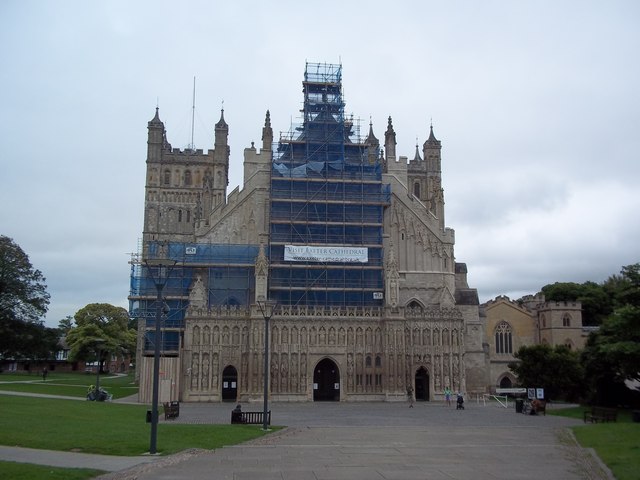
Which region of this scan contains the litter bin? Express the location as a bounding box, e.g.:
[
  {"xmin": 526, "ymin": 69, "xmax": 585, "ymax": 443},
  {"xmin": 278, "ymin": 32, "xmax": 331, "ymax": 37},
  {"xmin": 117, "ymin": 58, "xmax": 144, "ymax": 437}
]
[
  {"xmin": 515, "ymin": 398, "xmax": 524, "ymax": 413},
  {"xmin": 146, "ymin": 410, "xmax": 152, "ymax": 423},
  {"xmin": 632, "ymin": 410, "xmax": 640, "ymax": 423}
]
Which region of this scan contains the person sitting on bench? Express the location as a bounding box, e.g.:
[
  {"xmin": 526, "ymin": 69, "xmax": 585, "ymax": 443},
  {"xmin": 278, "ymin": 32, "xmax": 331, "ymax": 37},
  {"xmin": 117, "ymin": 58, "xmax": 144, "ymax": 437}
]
[
  {"xmin": 530, "ymin": 398, "xmax": 543, "ymax": 415},
  {"xmin": 231, "ymin": 404, "xmax": 244, "ymax": 423}
]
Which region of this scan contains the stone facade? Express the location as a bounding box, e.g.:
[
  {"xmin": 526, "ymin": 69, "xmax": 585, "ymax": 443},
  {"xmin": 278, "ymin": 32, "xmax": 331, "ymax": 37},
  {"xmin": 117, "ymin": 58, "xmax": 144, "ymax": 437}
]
[{"xmin": 133, "ymin": 63, "xmax": 487, "ymax": 403}]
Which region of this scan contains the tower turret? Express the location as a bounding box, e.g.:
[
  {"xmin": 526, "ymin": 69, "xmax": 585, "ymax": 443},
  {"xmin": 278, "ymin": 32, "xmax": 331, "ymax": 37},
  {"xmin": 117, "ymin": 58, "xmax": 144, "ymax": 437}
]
[
  {"xmin": 423, "ymin": 124, "xmax": 442, "ymax": 175},
  {"xmin": 407, "ymin": 124, "xmax": 445, "ymax": 226},
  {"xmin": 424, "ymin": 125, "xmax": 444, "ymax": 227},
  {"xmin": 412, "ymin": 141, "xmax": 422, "ymax": 162},
  {"xmin": 147, "ymin": 107, "xmax": 164, "ymax": 163},
  {"xmin": 262, "ymin": 110, "xmax": 273, "ymax": 152},
  {"xmin": 365, "ymin": 120, "xmax": 380, "ymax": 165},
  {"xmin": 215, "ymin": 108, "xmax": 228, "ymax": 144},
  {"xmin": 211, "ymin": 108, "xmax": 230, "ymax": 207},
  {"xmin": 384, "ymin": 116, "xmax": 397, "ymax": 163}
]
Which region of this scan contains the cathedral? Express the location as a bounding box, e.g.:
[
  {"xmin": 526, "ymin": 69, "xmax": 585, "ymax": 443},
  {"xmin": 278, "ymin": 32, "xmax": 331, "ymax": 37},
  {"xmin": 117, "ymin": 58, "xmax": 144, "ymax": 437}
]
[{"xmin": 131, "ymin": 62, "xmax": 489, "ymax": 403}]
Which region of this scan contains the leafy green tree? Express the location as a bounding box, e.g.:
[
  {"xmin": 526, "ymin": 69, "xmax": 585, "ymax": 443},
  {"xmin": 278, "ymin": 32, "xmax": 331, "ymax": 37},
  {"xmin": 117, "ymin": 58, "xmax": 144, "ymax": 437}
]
[
  {"xmin": 508, "ymin": 344, "xmax": 584, "ymax": 401},
  {"xmin": 616, "ymin": 264, "xmax": 640, "ymax": 307},
  {"xmin": 581, "ymin": 264, "xmax": 640, "ymax": 406},
  {"xmin": 0, "ymin": 235, "xmax": 54, "ymax": 360},
  {"xmin": 66, "ymin": 303, "xmax": 136, "ymax": 373},
  {"xmin": 57, "ymin": 315, "xmax": 74, "ymax": 334}
]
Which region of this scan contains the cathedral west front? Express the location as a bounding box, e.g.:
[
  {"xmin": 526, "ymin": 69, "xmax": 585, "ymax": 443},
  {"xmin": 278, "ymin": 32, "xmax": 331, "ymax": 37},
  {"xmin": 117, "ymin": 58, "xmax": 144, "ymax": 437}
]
[{"xmin": 131, "ymin": 62, "xmax": 489, "ymax": 403}]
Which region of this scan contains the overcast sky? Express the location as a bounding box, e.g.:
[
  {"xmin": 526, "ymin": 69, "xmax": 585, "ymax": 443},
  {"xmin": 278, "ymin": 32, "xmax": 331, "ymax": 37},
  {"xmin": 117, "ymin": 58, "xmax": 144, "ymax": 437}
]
[{"xmin": 1, "ymin": 1, "xmax": 638, "ymax": 328}]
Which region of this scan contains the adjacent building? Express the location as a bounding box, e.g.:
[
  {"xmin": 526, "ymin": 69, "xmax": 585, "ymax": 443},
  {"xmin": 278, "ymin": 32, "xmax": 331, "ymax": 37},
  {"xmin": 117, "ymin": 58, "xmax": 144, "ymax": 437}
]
[{"xmin": 482, "ymin": 294, "xmax": 590, "ymax": 390}]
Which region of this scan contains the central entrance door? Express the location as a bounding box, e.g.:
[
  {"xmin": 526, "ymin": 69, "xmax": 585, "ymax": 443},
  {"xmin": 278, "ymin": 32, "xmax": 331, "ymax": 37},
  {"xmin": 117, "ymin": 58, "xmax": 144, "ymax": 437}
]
[
  {"xmin": 313, "ymin": 358, "xmax": 340, "ymax": 401},
  {"xmin": 221, "ymin": 365, "xmax": 238, "ymax": 401},
  {"xmin": 415, "ymin": 367, "xmax": 430, "ymax": 401}
]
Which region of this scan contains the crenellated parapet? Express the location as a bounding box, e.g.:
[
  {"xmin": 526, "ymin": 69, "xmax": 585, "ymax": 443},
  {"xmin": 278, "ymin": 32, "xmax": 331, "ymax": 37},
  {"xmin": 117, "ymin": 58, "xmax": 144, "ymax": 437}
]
[
  {"xmin": 540, "ymin": 300, "xmax": 582, "ymax": 310},
  {"xmin": 186, "ymin": 304, "xmax": 251, "ymax": 318}
]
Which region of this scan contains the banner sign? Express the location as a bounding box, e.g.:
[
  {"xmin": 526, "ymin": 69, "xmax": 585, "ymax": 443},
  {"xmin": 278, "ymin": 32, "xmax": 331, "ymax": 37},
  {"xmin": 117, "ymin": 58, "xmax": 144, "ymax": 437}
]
[
  {"xmin": 284, "ymin": 245, "xmax": 368, "ymax": 263},
  {"xmin": 496, "ymin": 388, "xmax": 527, "ymax": 394}
]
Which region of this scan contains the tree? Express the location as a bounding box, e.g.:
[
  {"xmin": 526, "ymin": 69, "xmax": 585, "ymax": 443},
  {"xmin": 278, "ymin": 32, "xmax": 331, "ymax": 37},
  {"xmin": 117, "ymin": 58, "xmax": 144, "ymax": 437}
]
[
  {"xmin": 508, "ymin": 344, "xmax": 584, "ymax": 401},
  {"xmin": 58, "ymin": 315, "xmax": 74, "ymax": 334},
  {"xmin": 0, "ymin": 235, "xmax": 53, "ymax": 360},
  {"xmin": 616, "ymin": 264, "xmax": 640, "ymax": 307},
  {"xmin": 65, "ymin": 303, "xmax": 136, "ymax": 372},
  {"xmin": 581, "ymin": 264, "xmax": 640, "ymax": 406}
]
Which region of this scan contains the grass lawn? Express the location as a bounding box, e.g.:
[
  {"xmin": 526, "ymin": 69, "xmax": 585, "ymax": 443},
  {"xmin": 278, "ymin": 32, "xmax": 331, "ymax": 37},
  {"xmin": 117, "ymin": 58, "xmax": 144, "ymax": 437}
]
[
  {"xmin": 0, "ymin": 460, "xmax": 105, "ymax": 480},
  {"xmin": 549, "ymin": 406, "xmax": 640, "ymax": 480},
  {"xmin": 0, "ymin": 372, "xmax": 138, "ymax": 399},
  {"xmin": 0, "ymin": 395, "xmax": 274, "ymax": 456}
]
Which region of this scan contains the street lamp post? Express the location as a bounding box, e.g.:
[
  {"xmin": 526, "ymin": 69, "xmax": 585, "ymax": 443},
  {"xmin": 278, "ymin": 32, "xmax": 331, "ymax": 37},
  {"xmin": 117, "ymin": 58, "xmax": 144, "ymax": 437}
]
[
  {"xmin": 257, "ymin": 300, "xmax": 275, "ymax": 431},
  {"xmin": 144, "ymin": 259, "xmax": 176, "ymax": 455}
]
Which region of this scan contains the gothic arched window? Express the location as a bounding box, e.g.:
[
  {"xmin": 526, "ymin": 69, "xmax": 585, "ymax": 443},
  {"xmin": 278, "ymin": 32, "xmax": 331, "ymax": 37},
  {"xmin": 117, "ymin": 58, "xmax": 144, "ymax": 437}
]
[
  {"xmin": 163, "ymin": 169, "xmax": 171, "ymax": 185},
  {"xmin": 495, "ymin": 321, "xmax": 513, "ymax": 354},
  {"xmin": 407, "ymin": 300, "xmax": 422, "ymax": 312},
  {"xmin": 185, "ymin": 170, "xmax": 192, "ymax": 186},
  {"xmin": 562, "ymin": 313, "xmax": 572, "ymax": 327},
  {"xmin": 413, "ymin": 182, "xmax": 420, "ymax": 198}
]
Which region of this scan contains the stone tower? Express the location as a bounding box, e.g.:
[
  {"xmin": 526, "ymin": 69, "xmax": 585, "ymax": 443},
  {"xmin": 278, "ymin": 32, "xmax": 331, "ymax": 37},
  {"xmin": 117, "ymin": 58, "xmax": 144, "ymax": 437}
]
[
  {"xmin": 142, "ymin": 108, "xmax": 230, "ymax": 250},
  {"xmin": 408, "ymin": 125, "xmax": 444, "ymax": 229}
]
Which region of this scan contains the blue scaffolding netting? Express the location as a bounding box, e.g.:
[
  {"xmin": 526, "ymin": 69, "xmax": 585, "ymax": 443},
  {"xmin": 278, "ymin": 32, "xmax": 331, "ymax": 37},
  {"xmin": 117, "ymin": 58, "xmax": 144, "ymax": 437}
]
[{"xmin": 130, "ymin": 62, "xmax": 392, "ymax": 351}]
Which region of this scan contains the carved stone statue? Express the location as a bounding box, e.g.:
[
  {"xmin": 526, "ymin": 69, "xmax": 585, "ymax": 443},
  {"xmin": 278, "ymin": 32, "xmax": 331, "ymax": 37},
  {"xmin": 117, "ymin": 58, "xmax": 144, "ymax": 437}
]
[{"xmin": 188, "ymin": 275, "xmax": 207, "ymax": 310}]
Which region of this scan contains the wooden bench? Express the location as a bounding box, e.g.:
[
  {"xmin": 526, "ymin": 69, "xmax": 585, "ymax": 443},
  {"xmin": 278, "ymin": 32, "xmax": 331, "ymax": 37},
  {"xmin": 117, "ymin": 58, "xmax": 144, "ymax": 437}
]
[
  {"xmin": 163, "ymin": 401, "xmax": 180, "ymax": 420},
  {"xmin": 231, "ymin": 410, "xmax": 270, "ymax": 425},
  {"xmin": 584, "ymin": 406, "xmax": 617, "ymax": 423}
]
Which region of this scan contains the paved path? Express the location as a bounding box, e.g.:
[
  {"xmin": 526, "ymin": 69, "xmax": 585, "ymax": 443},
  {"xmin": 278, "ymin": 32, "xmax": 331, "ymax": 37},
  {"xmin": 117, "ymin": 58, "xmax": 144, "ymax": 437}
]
[
  {"xmin": 0, "ymin": 445, "xmax": 158, "ymax": 472},
  {"xmin": 0, "ymin": 397, "xmax": 612, "ymax": 479},
  {"xmin": 98, "ymin": 401, "xmax": 611, "ymax": 480}
]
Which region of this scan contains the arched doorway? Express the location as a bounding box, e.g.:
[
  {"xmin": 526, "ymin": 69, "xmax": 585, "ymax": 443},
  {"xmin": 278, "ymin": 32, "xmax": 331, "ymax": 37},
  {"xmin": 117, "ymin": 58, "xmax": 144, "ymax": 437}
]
[
  {"xmin": 221, "ymin": 365, "xmax": 238, "ymax": 401},
  {"xmin": 499, "ymin": 376, "xmax": 513, "ymax": 389},
  {"xmin": 313, "ymin": 358, "xmax": 340, "ymax": 401},
  {"xmin": 415, "ymin": 367, "xmax": 430, "ymax": 401}
]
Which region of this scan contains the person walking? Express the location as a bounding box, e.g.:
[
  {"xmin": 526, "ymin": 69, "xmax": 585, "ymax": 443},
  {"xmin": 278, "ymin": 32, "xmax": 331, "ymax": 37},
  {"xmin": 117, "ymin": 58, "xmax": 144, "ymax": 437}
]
[
  {"xmin": 444, "ymin": 387, "xmax": 452, "ymax": 406},
  {"xmin": 407, "ymin": 385, "xmax": 415, "ymax": 408}
]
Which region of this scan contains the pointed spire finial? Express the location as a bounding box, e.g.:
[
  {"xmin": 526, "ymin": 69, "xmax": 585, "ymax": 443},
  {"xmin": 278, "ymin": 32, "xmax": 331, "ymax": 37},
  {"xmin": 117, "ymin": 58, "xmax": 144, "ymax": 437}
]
[
  {"xmin": 366, "ymin": 116, "xmax": 378, "ymax": 144},
  {"xmin": 150, "ymin": 105, "xmax": 162, "ymax": 124},
  {"xmin": 424, "ymin": 119, "xmax": 440, "ymax": 146},
  {"xmin": 413, "ymin": 137, "xmax": 422, "ymax": 162},
  {"xmin": 216, "ymin": 102, "xmax": 228, "ymax": 128}
]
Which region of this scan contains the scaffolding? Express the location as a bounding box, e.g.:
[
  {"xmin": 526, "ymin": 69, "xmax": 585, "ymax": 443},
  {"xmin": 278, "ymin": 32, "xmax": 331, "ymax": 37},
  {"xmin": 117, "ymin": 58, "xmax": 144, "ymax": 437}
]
[
  {"xmin": 129, "ymin": 62, "xmax": 392, "ymax": 350},
  {"xmin": 269, "ymin": 62, "xmax": 390, "ymax": 308},
  {"xmin": 128, "ymin": 242, "xmax": 259, "ymax": 351}
]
